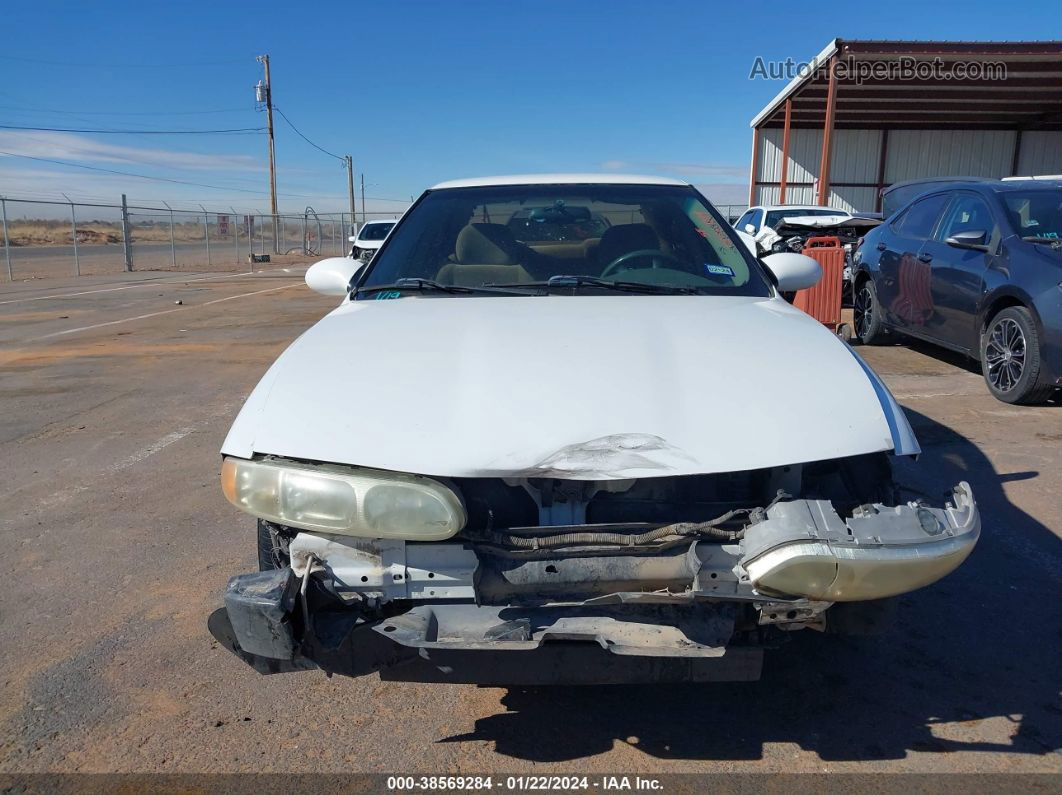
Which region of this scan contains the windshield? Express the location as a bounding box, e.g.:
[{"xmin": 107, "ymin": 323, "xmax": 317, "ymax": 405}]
[
  {"xmin": 358, "ymin": 184, "xmax": 770, "ymax": 297},
  {"xmin": 358, "ymin": 222, "xmax": 395, "ymax": 241},
  {"xmin": 764, "ymin": 208, "xmax": 848, "ymax": 229},
  {"xmin": 1001, "ymin": 189, "xmax": 1062, "ymax": 240}
]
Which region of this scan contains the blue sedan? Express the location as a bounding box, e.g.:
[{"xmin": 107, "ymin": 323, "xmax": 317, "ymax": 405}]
[{"xmin": 852, "ymin": 180, "xmax": 1062, "ymax": 404}]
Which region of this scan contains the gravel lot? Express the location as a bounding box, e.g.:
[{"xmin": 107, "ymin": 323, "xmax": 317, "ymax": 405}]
[{"xmin": 0, "ymin": 269, "xmax": 1059, "ymax": 775}]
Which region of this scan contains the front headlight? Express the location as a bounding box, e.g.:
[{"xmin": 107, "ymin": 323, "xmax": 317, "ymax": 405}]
[{"xmin": 221, "ymin": 456, "xmax": 465, "ymax": 540}]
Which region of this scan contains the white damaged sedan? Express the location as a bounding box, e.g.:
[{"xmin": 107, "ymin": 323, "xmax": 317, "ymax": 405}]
[{"xmin": 209, "ymin": 175, "xmax": 979, "ymax": 684}]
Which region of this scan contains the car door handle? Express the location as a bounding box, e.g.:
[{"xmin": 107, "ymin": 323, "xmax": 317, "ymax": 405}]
[
  {"xmin": 918, "ymin": 253, "xmax": 933, "ymax": 263},
  {"xmin": 876, "ymin": 242, "xmax": 887, "ymax": 251}
]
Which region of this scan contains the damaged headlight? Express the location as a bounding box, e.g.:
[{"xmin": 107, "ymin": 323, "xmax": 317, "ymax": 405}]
[{"xmin": 221, "ymin": 456, "xmax": 465, "ymax": 540}]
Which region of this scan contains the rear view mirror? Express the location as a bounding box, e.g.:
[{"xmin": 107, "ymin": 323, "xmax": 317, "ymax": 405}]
[
  {"xmin": 305, "ymin": 257, "xmax": 361, "ymax": 296},
  {"xmin": 945, "ymin": 229, "xmax": 989, "ymax": 251},
  {"xmin": 761, "ymin": 252, "xmax": 822, "ymax": 292}
]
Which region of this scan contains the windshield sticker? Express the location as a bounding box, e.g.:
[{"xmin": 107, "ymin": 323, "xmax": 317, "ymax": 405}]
[
  {"xmin": 694, "ymin": 209, "xmax": 738, "ymax": 251},
  {"xmin": 374, "ymin": 291, "xmax": 402, "ymax": 300},
  {"xmin": 705, "ymin": 264, "xmax": 735, "ymax": 276}
]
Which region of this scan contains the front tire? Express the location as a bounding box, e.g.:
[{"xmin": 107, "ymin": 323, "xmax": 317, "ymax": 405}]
[
  {"xmin": 854, "ymin": 278, "xmax": 888, "ymax": 345},
  {"xmin": 981, "ymin": 306, "xmax": 1054, "ymax": 405},
  {"xmin": 257, "ymin": 519, "xmax": 292, "ymax": 571}
]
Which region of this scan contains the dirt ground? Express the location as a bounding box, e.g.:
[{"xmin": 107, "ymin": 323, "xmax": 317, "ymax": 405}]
[{"xmin": 0, "ymin": 269, "xmax": 1059, "ymax": 776}]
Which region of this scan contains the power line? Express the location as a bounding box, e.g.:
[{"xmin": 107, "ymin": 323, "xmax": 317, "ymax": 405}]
[
  {"xmin": 273, "ymin": 106, "xmax": 344, "ymax": 162},
  {"xmin": 0, "ymin": 124, "xmax": 264, "ymax": 135},
  {"xmin": 0, "ymin": 149, "xmax": 412, "ymax": 203},
  {"xmin": 0, "ymin": 104, "xmax": 249, "ymax": 116},
  {"xmin": 0, "ymin": 150, "xmax": 281, "ymax": 196},
  {"xmin": 0, "ymin": 53, "xmax": 253, "ymax": 68}
]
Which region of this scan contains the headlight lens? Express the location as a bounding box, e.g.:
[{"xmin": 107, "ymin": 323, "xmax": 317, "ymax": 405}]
[{"xmin": 221, "ymin": 456, "xmax": 465, "ymax": 540}]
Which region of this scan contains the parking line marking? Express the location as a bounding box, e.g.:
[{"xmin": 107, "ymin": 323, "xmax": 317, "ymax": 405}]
[
  {"xmin": 108, "ymin": 426, "xmax": 197, "ymax": 472},
  {"xmin": 0, "ymin": 266, "xmax": 306, "ymax": 306},
  {"xmin": 28, "ymin": 282, "xmax": 302, "ymax": 341}
]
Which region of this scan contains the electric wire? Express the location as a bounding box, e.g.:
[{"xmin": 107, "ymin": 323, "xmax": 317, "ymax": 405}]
[
  {"xmin": 0, "ymin": 124, "xmax": 264, "ymax": 135},
  {"xmin": 272, "ymin": 106, "xmax": 345, "ymax": 162}
]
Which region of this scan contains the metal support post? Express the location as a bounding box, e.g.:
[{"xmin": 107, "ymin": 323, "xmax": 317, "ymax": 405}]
[
  {"xmin": 121, "ymin": 193, "xmax": 133, "ymax": 271},
  {"xmin": 63, "ymin": 194, "xmax": 80, "ymax": 276},
  {"xmin": 231, "ymin": 207, "xmax": 239, "ymax": 264},
  {"xmin": 163, "ymin": 201, "xmax": 176, "ymax": 268},
  {"xmin": 200, "ymin": 205, "xmax": 211, "ymax": 267},
  {"xmin": 1, "ymin": 197, "xmax": 11, "ymax": 280}
]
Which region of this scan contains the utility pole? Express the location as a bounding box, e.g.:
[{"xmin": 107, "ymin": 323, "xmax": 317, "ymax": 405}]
[
  {"xmin": 345, "ymin": 156, "xmax": 356, "ymax": 236},
  {"xmin": 360, "ymin": 173, "xmax": 366, "ymax": 226},
  {"xmin": 257, "ymin": 54, "xmax": 280, "ymax": 253}
]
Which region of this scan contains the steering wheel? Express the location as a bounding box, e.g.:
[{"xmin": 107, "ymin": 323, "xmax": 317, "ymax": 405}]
[{"xmin": 600, "ymin": 249, "xmax": 688, "ymax": 278}]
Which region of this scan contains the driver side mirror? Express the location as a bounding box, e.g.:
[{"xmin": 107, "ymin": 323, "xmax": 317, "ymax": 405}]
[
  {"xmin": 945, "ymin": 229, "xmax": 989, "ymax": 251},
  {"xmin": 761, "ymin": 252, "xmax": 822, "ymax": 292},
  {"xmin": 305, "ymin": 256, "xmax": 362, "ymax": 296},
  {"xmin": 744, "ymin": 223, "xmax": 757, "ymax": 235}
]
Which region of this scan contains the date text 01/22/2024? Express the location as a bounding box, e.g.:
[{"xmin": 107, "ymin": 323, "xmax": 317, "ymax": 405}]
[{"xmin": 385, "ymin": 776, "xmax": 664, "ymax": 791}]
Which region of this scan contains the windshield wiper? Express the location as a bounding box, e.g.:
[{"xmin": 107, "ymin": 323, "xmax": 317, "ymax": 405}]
[
  {"xmin": 1022, "ymin": 236, "xmax": 1062, "ymax": 250},
  {"xmin": 490, "ymin": 274, "xmax": 702, "ymax": 295},
  {"xmin": 355, "ymin": 278, "xmax": 536, "ymax": 297}
]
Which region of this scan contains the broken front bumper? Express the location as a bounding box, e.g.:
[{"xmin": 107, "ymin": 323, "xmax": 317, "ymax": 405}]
[
  {"xmin": 209, "ymin": 580, "xmax": 764, "ymax": 684},
  {"xmin": 209, "ymin": 483, "xmax": 978, "ymax": 684}
]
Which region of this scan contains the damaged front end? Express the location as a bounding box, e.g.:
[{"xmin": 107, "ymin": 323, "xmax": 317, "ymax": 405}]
[{"xmin": 210, "ymin": 453, "xmax": 979, "ymax": 684}]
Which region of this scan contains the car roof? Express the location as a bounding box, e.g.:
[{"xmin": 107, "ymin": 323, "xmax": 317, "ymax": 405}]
[
  {"xmin": 429, "ymin": 173, "xmax": 689, "ymax": 189},
  {"xmin": 893, "ymin": 179, "xmax": 1062, "ymax": 198},
  {"xmin": 882, "ymin": 176, "xmax": 996, "ymax": 195},
  {"xmin": 754, "ymin": 205, "xmax": 850, "ymax": 213},
  {"xmin": 988, "ymin": 178, "xmax": 1062, "ymax": 192},
  {"xmin": 360, "ymin": 219, "xmax": 395, "ymax": 226}
]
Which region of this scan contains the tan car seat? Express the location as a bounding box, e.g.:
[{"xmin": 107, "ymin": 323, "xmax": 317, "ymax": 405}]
[{"xmin": 437, "ymin": 223, "xmax": 534, "ymax": 286}]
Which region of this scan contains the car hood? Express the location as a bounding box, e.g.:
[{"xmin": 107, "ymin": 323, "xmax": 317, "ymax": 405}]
[{"xmin": 222, "ymin": 294, "xmax": 916, "ymax": 479}]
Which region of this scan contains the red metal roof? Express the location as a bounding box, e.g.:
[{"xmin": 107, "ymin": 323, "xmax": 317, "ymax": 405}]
[{"xmin": 751, "ymin": 38, "xmax": 1062, "ymax": 131}]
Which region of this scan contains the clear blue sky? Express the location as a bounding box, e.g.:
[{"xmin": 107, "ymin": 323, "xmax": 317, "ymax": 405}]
[{"xmin": 0, "ymin": 0, "xmax": 1056, "ymax": 214}]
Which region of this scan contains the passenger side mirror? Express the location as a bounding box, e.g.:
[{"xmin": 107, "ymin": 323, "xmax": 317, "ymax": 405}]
[
  {"xmin": 744, "ymin": 223, "xmax": 757, "ymax": 235},
  {"xmin": 761, "ymin": 252, "xmax": 822, "ymax": 292},
  {"xmin": 945, "ymin": 229, "xmax": 989, "ymax": 251},
  {"xmin": 305, "ymin": 257, "xmax": 362, "ymax": 296},
  {"xmin": 348, "ymin": 235, "xmax": 358, "ymax": 243}
]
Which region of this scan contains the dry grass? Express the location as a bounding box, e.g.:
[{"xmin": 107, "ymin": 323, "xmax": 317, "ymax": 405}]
[{"xmin": 3, "ymin": 219, "xmax": 307, "ymax": 247}]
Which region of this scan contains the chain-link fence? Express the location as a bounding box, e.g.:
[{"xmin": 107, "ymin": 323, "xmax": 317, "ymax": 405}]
[
  {"xmin": 0, "ymin": 195, "xmax": 749, "ymax": 282},
  {"xmin": 0, "ymin": 195, "xmax": 407, "ymax": 281}
]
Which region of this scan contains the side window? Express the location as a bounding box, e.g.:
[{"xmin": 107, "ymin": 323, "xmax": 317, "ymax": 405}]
[
  {"xmin": 734, "ymin": 211, "xmax": 752, "ymax": 229},
  {"xmin": 747, "ymin": 209, "xmax": 764, "ymax": 231},
  {"xmin": 897, "ymin": 194, "xmax": 950, "ymax": 239},
  {"xmin": 936, "ymin": 194, "xmax": 994, "ymax": 241}
]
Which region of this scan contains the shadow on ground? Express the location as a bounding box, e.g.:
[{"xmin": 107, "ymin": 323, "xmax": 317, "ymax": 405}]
[{"xmin": 441, "ymin": 409, "xmax": 1062, "ymax": 762}]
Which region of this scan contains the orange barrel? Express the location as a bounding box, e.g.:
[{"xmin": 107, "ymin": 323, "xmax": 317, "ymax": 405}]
[{"xmin": 794, "ymin": 236, "xmax": 845, "ymax": 330}]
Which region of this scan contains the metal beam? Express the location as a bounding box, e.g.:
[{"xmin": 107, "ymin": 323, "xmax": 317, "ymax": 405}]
[
  {"xmin": 875, "ymin": 129, "xmax": 889, "ymax": 213},
  {"xmin": 816, "ymin": 56, "xmax": 838, "ymax": 206},
  {"xmin": 779, "ymin": 98, "xmax": 792, "ymax": 204},
  {"xmin": 748, "ymin": 127, "xmax": 761, "ymax": 206}
]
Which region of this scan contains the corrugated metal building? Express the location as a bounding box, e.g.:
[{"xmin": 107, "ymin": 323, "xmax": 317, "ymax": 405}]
[{"xmin": 748, "ymin": 40, "xmax": 1062, "ymax": 213}]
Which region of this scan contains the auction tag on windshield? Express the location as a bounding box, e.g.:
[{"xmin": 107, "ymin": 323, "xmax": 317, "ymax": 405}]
[{"xmin": 704, "ymin": 264, "xmax": 735, "ymax": 276}]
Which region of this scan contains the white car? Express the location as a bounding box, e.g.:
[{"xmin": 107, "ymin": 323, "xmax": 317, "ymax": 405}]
[
  {"xmin": 348, "ymin": 219, "xmax": 396, "ymax": 261},
  {"xmin": 734, "ymin": 204, "xmax": 852, "ymax": 238},
  {"xmin": 210, "ymin": 174, "xmax": 979, "ymax": 685}
]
